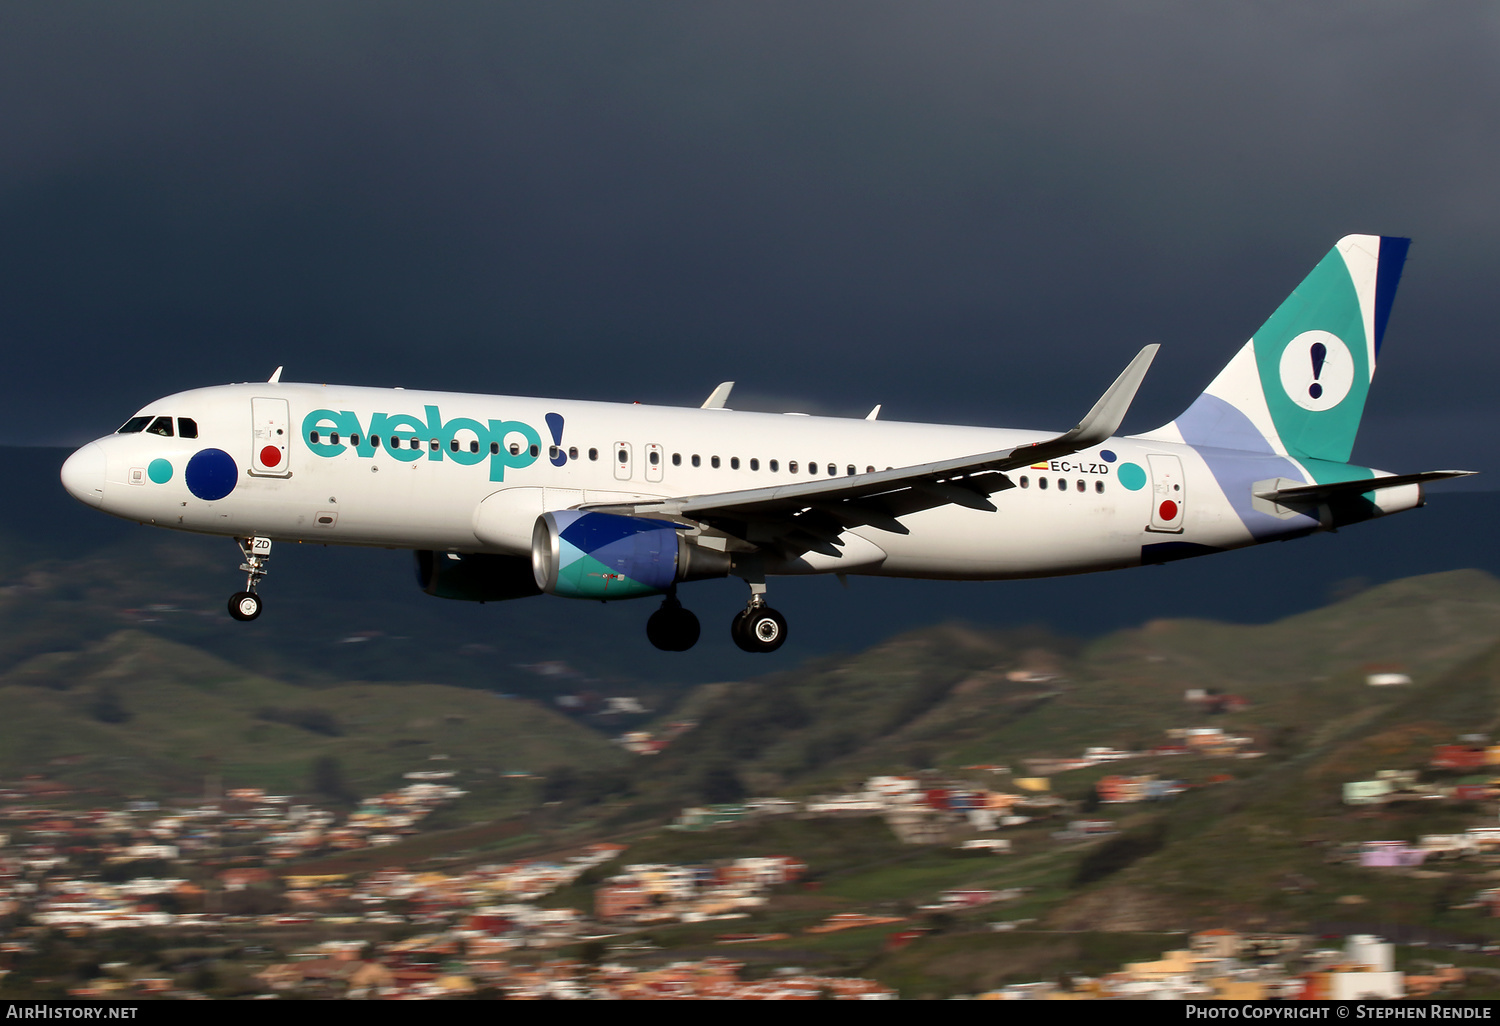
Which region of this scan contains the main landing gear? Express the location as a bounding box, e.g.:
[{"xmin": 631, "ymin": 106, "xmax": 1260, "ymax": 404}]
[
  {"xmin": 731, "ymin": 603, "xmax": 787, "ymax": 653},
  {"xmin": 228, "ymin": 536, "xmax": 271, "ymax": 622},
  {"xmin": 730, "ymin": 568, "xmax": 786, "ymax": 653},
  {"xmin": 646, "ymin": 591, "xmax": 701, "ymax": 652},
  {"xmin": 644, "ymin": 580, "xmax": 788, "ymax": 654}
]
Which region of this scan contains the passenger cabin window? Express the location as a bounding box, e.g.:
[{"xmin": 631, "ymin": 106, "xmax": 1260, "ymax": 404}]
[
  {"xmin": 672, "ymin": 453, "xmax": 681, "ymax": 467},
  {"xmin": 589, "ymin": 448, "xmax": 599, "ymax": 461},
  {"xmin": 147, "ymin": 416, "xmax": 173, "ymax": 437},
  {"xmin": 691, "ymin": 454, "xmax": 701, "ymax": 467},
  {"xmin": 808, "ymin": 462, "xmax": 817, "ymax": 474},
  {"xmin": 711, "ymin": 456, "xmax": 721, "ymax": 469},
  {"xmin": 769, "ymin": 460, "xmax": 779, "ymax": 472},
  {"xmin": 749, "ymin": 458, "xmax": 759, "ymax": 471},
  {"xmin": 530, "ymin": 444, "xmax": 540, "ymax": 457},
  {"xmin": 730, "ymin": 457, "xmax": 739, "ymax": 470},
  {"xmin": 569, "ymin": 447, "xmax": 578, "ymax": 460},
  {"xmin": 846, "ymin": 465, "xmax": 856, "ymax": 476},
  {"xmin": 649, "ymin": 450, "xmax": 660, "ymax": 466},
  {"xmin": 177, "ymin": 418, "xmax": 198, "ymax": 439},
  {"xmin": 789, "ymin": 461, "xmax": 799, "ymax": 473}
]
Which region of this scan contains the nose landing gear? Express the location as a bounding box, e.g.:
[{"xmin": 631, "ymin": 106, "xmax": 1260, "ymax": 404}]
[{"xmin": 228, "ymin": 536, "xmax": 271, "ymax": 622}]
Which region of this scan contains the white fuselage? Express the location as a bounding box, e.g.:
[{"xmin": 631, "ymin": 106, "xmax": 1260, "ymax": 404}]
[{"xmin": 60, "ymin": 380, "xmax": 1419, "ymax": 585}]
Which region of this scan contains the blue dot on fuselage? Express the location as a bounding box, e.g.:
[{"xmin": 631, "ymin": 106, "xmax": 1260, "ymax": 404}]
[
  {"xmin": 185, "ymin": 449, "xmax": 238, "ymax": 501},
  {"xmin": 1117, "ymin": 462, "xmax": 1147, "ymax": 491},
  {"xmin": 1100, "ymin": 449, "xmax": 1117, "ymax": 463}
]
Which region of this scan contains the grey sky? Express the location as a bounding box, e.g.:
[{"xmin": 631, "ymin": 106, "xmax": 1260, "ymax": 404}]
[{"xmin": 3, "ymin": 3, "xmax": 1496, "ymax": 481}]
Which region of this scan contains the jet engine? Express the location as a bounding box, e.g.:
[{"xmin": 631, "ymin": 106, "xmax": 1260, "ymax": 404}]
[
  {"xmin": 415, "ymin": 550, "xmax": 542, "ymax": 602},
  {"xmin": 531, "ymin": 511, "xmax": 730, "ymax": 599}
]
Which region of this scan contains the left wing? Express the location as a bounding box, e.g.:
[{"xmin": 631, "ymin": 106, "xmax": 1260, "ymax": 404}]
[{"xmin": 585, "ymin": 345, "xmax": 1159, "ymax": 553}]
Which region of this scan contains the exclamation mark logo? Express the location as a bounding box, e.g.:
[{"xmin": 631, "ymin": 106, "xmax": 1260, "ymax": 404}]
[
  {"xmin": 545, "ymin": 412, "xmax": 567, "ymax": 466},
  {"xmin": 1280, "ymin": 330, "xmax": 1353, "ymax": 412},
  {"xmin": 1308, "ymin": 342, "xmax": 1326, "ymax": 400}
]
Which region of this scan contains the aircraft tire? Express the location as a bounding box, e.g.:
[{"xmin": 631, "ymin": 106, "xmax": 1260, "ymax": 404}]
[
  {"xmin": 733, "ymin": 606, "xmax": 786, "ymax": 653},
  {"xmin": 228, "ymin": 591, "xmax": 262, "ymax": 622},
  {"xmin": 647, "ymin": 605, "xmax": 700, "ymax": 651},
  {"xmin": 730, "ymin": 609, "xmax": 751, "ymax": 648}
]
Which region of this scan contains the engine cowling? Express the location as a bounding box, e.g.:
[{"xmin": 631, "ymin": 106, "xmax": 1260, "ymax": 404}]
[
  {"xmin": 531, "ymin": 511, "xmax": 730, "ymax": 599},
  {"xmin": 415, "ymin": 550, "xmax": 542, "ymax": 602}
]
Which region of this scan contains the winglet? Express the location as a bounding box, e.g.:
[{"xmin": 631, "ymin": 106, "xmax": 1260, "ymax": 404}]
[
  {"xmin": 701, "ymin": 382, "xmax": 735, "ymax": 409},
  {"xmin": 268, "ymin": 366, "xmax": 284, "ymax": 384},
  {"xmin": 1055, "ymin": 344, "xmax": 1158, "ymax": 449},
  {"xmin": 865, "ymin": 404, "xmax": 882, "ymax": 421}
]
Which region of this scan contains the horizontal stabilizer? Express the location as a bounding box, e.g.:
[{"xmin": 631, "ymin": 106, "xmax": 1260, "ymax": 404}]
[{"xmin": 1255, "ymin": 470, "xmax": 1476, "ymax": 504}]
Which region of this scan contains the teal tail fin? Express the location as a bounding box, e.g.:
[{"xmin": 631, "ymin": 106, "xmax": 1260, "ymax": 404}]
[{"xmin": 1150, "ymin": 235, "xmax": 1410, "ymax": 463}]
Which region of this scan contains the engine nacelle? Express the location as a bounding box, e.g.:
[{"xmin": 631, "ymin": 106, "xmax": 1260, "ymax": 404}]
[
  {"xmin": 415, "ymin": 550, "xmax": 542, "ymax": 602},
  {"xmin": 531, "ymin": 511, "xmax": 730, "ymax": 599}
]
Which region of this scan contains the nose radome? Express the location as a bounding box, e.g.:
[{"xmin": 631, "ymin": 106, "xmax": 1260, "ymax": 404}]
[{"xmin": 61, "ymin": 442, "xmax": 106, "ymax": 507}]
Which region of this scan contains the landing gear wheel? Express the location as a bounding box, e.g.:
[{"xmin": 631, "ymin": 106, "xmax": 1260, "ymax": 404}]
[
  {"xmin": 228, "ymin": 591, "xmax": 262, "ymax": 622},
  {"xmin": 732, "ymin": 606, "xmax": 787, "ymax": 653},
  {"xmin": 647, "ymin": 603, "xmax": 701, "ymax": 652}
]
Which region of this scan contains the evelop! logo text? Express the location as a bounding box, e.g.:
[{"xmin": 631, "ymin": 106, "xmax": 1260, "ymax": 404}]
[{"xmin": 302, "ymin": 406, "xmax": 546, "ymax": 482}]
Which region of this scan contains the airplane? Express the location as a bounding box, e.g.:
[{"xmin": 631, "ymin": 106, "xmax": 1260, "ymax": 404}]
[{"xmin": 59, "ymin": 234, "xmax": 1472, "ymax": 653}]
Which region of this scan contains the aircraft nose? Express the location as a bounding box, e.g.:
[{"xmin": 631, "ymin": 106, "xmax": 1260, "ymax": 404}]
[{"xmin": 61, "ymin": 442, "xmax": 106, "ymax": 507}]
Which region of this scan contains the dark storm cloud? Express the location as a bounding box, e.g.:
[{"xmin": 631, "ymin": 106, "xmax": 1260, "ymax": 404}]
[{"xmin": 2, "ymin": 3, "xmax": 1496, "ymax": 479}]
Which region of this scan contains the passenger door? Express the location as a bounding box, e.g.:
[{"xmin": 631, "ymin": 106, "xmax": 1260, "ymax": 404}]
[
  {"xmin": 1147, "ymin": 453, "xmax": 1185, "ymax": 532},
  {"xmin": 251, "ymin": 398, "xmax": 292, "ymax": 477}
]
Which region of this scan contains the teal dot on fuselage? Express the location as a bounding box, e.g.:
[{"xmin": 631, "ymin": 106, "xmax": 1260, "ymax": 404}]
[
  {"xmin": 1117, "ymin": 462, "xmax": 1146, "ymax": 491},
  {"xmin": 148, "ymin": 458, "xmax": 173, "ymax": 484}
]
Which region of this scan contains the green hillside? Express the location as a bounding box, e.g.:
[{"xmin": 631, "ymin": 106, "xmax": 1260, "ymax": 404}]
[{"xmin": 0, "ymin": 628, "xmax": 626, "ymax": 802}]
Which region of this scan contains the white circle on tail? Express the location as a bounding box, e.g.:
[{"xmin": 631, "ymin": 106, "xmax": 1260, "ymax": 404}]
[{"xmin": 1279, "ymin": 330, "xmax": 1354, "ymax": 411}]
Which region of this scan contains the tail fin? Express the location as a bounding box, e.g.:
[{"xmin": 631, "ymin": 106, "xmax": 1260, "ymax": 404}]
[{"xmin": 1148, "ymin": 235, "xmax": 1409, "ymax": 463}]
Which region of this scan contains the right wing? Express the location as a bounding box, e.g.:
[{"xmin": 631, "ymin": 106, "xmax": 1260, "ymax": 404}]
[{"xmin": 585, "ymin": 345, "xmax": 1159, "ymax": 553}]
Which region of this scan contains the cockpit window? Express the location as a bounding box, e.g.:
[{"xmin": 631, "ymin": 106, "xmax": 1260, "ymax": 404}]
[
  {"xmin": 146, "ymin": 416, "xmax": 174, "ymax": 437},
  {"xmin": 117, "ymin": 416, "xmax": 152, "ymax": 434},
  {"xmin": 177, "ymin": 418, "xmax": 198, "ymax": 439}
]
